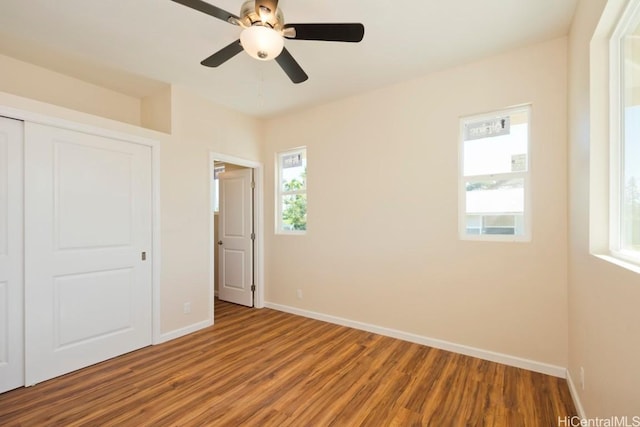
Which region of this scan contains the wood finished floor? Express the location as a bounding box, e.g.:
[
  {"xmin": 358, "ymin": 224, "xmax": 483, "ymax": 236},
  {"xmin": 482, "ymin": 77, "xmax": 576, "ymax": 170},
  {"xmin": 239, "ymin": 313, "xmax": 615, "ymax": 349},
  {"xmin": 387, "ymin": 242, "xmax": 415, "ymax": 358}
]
[{"xmin": 0, "ymin": 299, "xmax": 576, "ymax": 426}]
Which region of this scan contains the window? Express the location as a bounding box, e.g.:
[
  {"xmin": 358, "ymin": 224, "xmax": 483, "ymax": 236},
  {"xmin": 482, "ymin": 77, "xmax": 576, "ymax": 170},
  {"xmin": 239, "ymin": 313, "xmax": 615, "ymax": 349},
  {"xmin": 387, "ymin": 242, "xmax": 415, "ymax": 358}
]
[
  {"xmin": 459, "ymin": 106, "xmax": 531, "ymax": 241},
  {"xmin": 276, "ymin": 148, "xmax": 307, "ymax": 234},
  {"xmin": 212, "ymin": 163, "xmax": 225, "ymax": 212},
  {"xmin": 611, "ymin": 0, "xmax": 640, "ymax": 262}
]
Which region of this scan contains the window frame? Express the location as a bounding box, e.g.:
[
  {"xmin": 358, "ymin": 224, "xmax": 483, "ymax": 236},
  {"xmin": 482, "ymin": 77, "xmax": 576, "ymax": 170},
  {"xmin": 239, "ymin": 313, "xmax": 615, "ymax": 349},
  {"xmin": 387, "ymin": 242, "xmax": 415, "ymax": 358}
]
[
  {"xmin": 609, "ymin": 0, "xmax": 640, "ymax": 264},
  {"xmin": 458, "ymin": 105, "xmax": 532, "ymax": 242},
  {"xmin": 275, "ymin": 147, "xmax": 307, "ymax": 235}
]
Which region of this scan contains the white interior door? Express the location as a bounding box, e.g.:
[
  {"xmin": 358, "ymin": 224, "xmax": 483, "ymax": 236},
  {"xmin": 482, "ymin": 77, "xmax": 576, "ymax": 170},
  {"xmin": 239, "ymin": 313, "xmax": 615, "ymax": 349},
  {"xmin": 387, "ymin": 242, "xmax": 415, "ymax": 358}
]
[
  {"xmin": 0, "ymin": 117, "xmax": 24, "ymax": 393},
  {"xmin": 218, "ymin": 168, "xmax": 253, "ymax": 307},
  {"xmin": 24, "ymin": 122, "xmax": 153, "ymax": 386}
]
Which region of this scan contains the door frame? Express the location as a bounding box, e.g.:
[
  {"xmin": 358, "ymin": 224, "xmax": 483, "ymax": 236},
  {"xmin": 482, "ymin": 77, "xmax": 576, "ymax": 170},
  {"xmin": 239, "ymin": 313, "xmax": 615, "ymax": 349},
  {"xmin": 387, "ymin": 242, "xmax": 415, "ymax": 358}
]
[
  {"xmin": 209, "ymin": 152, "xmax": 264, "ymax": 314},
  {"xmin": 0, "ymin": 104, "xmax": 163, "ymax": 344}
]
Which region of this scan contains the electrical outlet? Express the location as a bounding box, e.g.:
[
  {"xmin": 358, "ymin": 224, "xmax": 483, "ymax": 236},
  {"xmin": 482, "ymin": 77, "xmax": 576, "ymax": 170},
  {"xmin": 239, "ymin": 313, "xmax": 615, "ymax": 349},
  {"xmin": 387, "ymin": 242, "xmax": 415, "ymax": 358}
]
[
  {"xmin": 296, "ymin": 289, "xmax": 303, "ymax": 300},
  {"xmin": 579, "ymin": 366, "xmax": 585, "ymax": 390},
  {"xmin": 183, "ymin": 302, "xmax": 191, "ymax": 314}
]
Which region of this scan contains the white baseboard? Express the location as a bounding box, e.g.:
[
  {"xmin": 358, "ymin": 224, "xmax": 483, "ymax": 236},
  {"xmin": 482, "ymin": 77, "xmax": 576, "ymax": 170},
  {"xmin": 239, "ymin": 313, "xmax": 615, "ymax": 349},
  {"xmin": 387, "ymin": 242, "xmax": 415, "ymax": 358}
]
[
  {"xmin": 265, "ymin": 302, "xmax": 567, "ymax": 378},
  {"xmin": 566, "ymin": 370, "xmax": 586, "ymax": 418},
  {"xmin": 154, "ymin": 319, "xmax": 213, "ymax": 344}
]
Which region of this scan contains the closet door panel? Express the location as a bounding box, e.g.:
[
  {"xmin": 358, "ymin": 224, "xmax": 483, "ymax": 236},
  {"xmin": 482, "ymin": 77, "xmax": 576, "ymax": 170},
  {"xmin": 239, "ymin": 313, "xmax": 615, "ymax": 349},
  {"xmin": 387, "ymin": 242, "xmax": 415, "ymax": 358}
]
[
  {"xmin": 24, "ymin": 122, "xmax": 152, "ymax": 385},
  {"xmin": 0, "ymin": 117, "xmax": 24, "ymax": 394}
]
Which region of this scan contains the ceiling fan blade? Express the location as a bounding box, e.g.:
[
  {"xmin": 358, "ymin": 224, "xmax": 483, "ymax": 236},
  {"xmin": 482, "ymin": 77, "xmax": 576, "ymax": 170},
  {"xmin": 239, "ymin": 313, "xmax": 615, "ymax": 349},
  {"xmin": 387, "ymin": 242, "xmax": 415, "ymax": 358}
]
[
  {"xmin": 201, "ymin": 40, "xmax": 244, "ymax": 67},
  {"xmin": 171, "ymin": 0, "xmax": 239, "ymax": 24},
  {"xmin": 275, "ymin": 48, "xmax": 308, "ymax": 84},
  {"xmin": 255, "ymin": 0, "xmax": 279, "ymax": 20},
  {"xmin": 283, "ymin": 23, "xmax": 365, "ymax": 42}
]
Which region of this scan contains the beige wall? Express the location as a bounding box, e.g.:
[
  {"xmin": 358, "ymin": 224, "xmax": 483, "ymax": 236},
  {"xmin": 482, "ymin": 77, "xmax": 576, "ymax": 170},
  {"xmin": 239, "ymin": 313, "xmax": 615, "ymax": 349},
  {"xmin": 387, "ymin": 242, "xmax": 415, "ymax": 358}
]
[
  {"xmin": 158, "ymin": 86, "xmax": 262, "ymax": 333},
  {"xmin": 0, "ymin": 54, "xmax": 142, "ymax": 126},
  {"xmin": 568, "ymin": 0, "xmax": 640, "ymax": 418},
  {"xmin": 0, "ymin": 61, "xmax": 262, "ymax": 337},
  {"xmin": 141, "ymin": 86, "xmax": 172, "ymax": 134},
  {"xmin": 263, "ymin": 37, "xmax": 569, "ymax": 367}
]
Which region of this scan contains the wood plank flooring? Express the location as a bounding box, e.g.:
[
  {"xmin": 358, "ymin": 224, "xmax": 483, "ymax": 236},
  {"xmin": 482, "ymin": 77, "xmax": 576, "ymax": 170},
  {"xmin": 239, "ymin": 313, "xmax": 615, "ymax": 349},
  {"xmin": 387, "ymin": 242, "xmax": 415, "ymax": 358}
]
[{"xmin": 0, "ymin": 299, "xmax": 576, "ymax": 426}]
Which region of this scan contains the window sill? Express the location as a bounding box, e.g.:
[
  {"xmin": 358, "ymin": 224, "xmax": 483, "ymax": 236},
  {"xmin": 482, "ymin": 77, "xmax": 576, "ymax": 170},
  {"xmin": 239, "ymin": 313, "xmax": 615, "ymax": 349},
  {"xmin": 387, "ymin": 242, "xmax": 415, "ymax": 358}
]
[
  {"xmin": 460, "ymin": 234, "xmax": 531, "ymax": 243},
  {"xmin": 593, "ymin": 253, "xmax": 640, "ymax": 275}
]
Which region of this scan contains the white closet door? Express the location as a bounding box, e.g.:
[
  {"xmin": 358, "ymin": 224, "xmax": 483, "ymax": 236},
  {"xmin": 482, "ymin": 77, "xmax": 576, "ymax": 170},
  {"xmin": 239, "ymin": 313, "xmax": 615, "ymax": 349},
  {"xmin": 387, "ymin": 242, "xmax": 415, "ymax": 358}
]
[
  {"xmin": 0, "ymin": 117, "xmax": 24, "ymax": 393},
  {"xmin": 24, "ymin": 122, "xmax": 153, "ymax": 385}
]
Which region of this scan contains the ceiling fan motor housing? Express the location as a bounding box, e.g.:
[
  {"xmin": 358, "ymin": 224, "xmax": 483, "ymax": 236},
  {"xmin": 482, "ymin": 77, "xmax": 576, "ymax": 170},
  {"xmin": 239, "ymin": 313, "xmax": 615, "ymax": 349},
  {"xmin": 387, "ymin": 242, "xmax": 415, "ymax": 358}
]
[{"xmin": 240, "ymin": 0, "xmax": 284, "ymax": 29}]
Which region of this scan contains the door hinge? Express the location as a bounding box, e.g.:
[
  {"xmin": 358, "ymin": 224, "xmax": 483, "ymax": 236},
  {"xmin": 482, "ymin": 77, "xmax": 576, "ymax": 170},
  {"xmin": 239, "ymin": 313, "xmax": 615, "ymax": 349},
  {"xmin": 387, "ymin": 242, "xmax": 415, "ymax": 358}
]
[
  {"xmin": 141, "ymin": 251, "xmax": 147, "ymax": 261},
  {"xmin": 251, "ymin": 232, "xmax": 255, "ymax": 240},
  {"xmin": 251, "ymin": 180, "xmax": 255, "ymax": 189},
  {"xmin": 251, "ymin": 284, "xmax": 256, "ymax": 292}
]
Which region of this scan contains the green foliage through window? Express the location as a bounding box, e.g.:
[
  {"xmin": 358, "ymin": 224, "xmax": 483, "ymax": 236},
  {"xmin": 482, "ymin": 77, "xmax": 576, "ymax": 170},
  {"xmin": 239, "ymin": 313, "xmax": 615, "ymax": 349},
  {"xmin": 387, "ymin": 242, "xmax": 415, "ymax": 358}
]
[
  {"xmin": 282, "ymin": 176, "xmax": 306, "ymax": 231},
  {"xmin": 278, "ymin": 148, "xmax": 307, "ymax": 233}
]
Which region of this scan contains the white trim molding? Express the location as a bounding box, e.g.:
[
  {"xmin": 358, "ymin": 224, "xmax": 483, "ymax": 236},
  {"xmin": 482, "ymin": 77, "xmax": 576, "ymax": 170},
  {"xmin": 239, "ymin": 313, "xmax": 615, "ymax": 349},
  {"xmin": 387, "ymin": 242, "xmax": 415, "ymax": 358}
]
[
  {"xmin": 566, "ymin": 370, "xmax": 587, "ymax": 419},
  {"xmin": 265, "ymin": 302, "xmax": 567, "ymax": 378},
  {"xmin": 156, "ymin": 319, "xmax": 213, "ymax": 344}
]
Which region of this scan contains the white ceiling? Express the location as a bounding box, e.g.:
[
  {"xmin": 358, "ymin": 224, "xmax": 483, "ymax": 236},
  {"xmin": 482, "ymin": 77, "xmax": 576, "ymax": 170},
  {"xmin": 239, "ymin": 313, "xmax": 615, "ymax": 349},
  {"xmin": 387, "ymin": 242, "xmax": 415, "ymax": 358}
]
[{"xmin": 0, "ymin": 0, "xmax": 578, "ymax": 118}]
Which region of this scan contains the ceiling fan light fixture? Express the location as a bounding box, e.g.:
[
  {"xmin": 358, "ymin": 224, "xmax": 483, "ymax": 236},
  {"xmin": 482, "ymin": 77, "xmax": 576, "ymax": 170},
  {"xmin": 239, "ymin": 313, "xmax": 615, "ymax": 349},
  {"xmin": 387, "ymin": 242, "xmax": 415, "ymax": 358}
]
[{"xmin": 240, "ymin": 25, "xmax": 284, "ymax": 61}]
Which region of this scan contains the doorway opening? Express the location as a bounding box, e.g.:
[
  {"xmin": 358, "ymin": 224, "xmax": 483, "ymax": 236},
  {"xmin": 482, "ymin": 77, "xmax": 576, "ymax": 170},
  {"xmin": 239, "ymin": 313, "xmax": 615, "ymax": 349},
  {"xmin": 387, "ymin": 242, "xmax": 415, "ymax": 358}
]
[{"xmin": 209, "ymin": 152, "xmax": 264, "ymax": 321}]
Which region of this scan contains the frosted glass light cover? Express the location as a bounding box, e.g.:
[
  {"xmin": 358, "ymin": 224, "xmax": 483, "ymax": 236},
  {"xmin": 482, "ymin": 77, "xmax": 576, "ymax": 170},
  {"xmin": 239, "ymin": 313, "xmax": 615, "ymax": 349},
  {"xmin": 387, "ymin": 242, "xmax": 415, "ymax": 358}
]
[{"xmin": 240, "ymin": 26, "xmax": 284, "ymax": 61}]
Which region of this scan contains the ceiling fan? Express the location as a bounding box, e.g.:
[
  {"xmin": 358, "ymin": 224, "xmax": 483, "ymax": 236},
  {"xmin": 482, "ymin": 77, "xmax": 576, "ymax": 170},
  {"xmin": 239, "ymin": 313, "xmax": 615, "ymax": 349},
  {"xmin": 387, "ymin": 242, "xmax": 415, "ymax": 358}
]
[{"xmin": 171, "ymin": 0, "xmax": 365, "ymax": 83}]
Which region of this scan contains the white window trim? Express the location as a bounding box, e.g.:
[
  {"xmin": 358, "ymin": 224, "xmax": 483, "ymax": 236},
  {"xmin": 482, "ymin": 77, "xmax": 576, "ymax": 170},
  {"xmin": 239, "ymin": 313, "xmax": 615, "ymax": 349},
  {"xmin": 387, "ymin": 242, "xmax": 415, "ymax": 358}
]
[
  {"xmin": 276, "ymin": 147, "xmax": 307, "ymax": 235},
  {"xmin": 608, "ymin": 0, "xmax": 640, "ymax": 265},
  {"xmin": 458, "ymin": 105, "xmax": 532, "ymax": 242}
]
